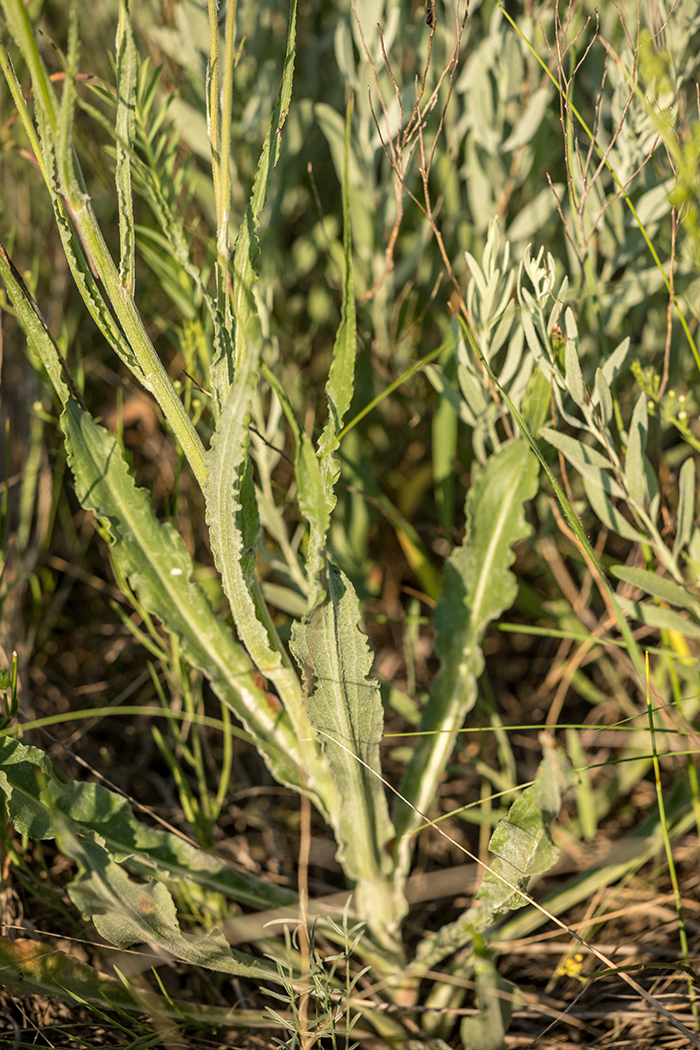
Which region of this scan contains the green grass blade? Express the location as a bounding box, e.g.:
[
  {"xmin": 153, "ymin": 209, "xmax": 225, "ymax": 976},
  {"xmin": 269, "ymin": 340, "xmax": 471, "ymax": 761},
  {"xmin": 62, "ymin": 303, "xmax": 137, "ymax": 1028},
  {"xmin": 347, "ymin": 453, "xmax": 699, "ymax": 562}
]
[{"xmin": 393, "ymin": 440, "xmax": 539, "ymax": 875}]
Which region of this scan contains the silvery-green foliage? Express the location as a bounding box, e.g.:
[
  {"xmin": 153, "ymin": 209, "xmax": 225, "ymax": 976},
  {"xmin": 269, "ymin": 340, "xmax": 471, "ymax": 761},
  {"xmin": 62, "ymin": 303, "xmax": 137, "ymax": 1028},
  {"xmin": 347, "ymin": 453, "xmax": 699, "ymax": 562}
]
[
  {"xmin": 454, "ymin": 5, "xmax": 558, "ymax": 242},
  {"xmin": 519, "ymin": 248, "xmax": 699, "ymax": 616},
  {"xmin": 427, "ymin": 219, "xmax": 533, "ymax": 466}
]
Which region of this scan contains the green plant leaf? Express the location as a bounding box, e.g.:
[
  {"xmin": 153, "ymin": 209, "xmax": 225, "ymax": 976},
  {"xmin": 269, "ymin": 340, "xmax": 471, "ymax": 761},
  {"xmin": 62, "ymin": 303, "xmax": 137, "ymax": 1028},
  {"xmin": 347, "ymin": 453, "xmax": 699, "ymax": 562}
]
[
  {"xmin": 0, "ymin": 736, "xmax": 296, "ymax": 911},
  {"xmin": 594, "ymin": 366, "xmax": 613, "ymax": 426},
  {"xmin": 673, "ymin": 456, "xmax": 695, "ymax": 559},
  {"xmin": 60, "ymin": 398, "xmax": 303, "ymax": 787},
  {"xmin": 582, "ymin": 474, "xmax": 649, "ymax": 544},
  {"xmin": 540, "ymin": 427, "xmax": 623, "ymax": 497},
  {"xmin": 460, "ymin": 951, "xmax": 517, "ymax": 1050},
  {"xmin": 209, "ymin": 0, "xmax": 298, "ymax": 411},
  {"xmin": 52, "ymin": 812, "xmax": 277, "ymax": 980},
  {"xmin": 624, "ymin": 392, "xmax": 649, "ymax": 507},
  {"xmin": 394, "ymin": 440, "xmax": 539, "ymax": 874},
  {"xmin": 411, "ymin": 741, "xmax": 575, "ymax": 974},
  {"xmin": 611, "ymin": 565, "xmax": 700, "ymax": 617},
  {"xmin": 410, "ymin": 742, "xmax": 575, "ymax": 975},
  {"xmin": 564, "ymin": 308, "xmax": 585, "ymax": 410},
  {"xmin": 290, "ymin": 563, "xmax": 401, "ymax": 943}
]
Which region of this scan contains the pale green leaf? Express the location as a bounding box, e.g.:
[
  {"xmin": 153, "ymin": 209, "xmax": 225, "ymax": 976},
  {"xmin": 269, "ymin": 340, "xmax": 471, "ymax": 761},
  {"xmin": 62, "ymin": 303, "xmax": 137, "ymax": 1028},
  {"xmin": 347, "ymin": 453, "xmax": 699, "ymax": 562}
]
[
  {"xmin": 611, "ymin": 565, "xmax": 700, "ymax": 616},
  {"xmin": 53, "ymin": 817, "xmax": 276, "ymax": 979},
  {"xmin": 502, "ymin": 86, "xmax": 551, "ymax": 151},
  {"xmin": 601, "ymin": 336, "xmax": 630, "ymax": 386},
  {"xmin": 460, "ymin": 954, "xmax": 517, "ymax": 1050},
  {"xmin": 61, "ymin": 399, "xmax": 303, "ymax": 787},
  {"xmin": 291, "ymin": 563, "xmax": 395, "ymax": 887},
  {"xmin": 582, "ymin": 474, "xmax": 649, "ymax": 543},
  {"xmin": 564, "ymin": 308, "xmax": 585, "ymax": 410},
  {"xmin": 115, "ymin": 0, "xmax": 137, "ymax": 295},
  {"xmin": 394, "ymin": 441, "xmax": 539, "ymax": 874},
  {"xmin": 540, "ymin": 428, "xmax": 623, "ymax": 497},
  {"xmin": 625, "ymin": 392, "xmax": 649, "ymax": 507},
  {"xmin": 674, "ymin": 457, "xmax": 696, "ymax": 559},
  {"xmin": 594, "ymin": 366, "xmax": 613, "ymax": 426},
  {"xmin": 616, "ymin": 597, "xmax": 700, "ymax": 638},
  {"xmin": 412, "ymin": 742, "xmax": 575, "ymax": 973},
  {"xmin": 0, "ymin": 736, "xmax": 296, "ymax": 912}
]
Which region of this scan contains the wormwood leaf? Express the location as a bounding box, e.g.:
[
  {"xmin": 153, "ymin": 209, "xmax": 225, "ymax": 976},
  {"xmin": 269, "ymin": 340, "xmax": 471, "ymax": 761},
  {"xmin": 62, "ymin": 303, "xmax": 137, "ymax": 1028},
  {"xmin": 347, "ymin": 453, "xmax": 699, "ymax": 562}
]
[
  {"xmin": 394, "ymin": 440, "xmax": 539, "ymax": 873},
  {"xmin": 625, "ymin": 392, "xmax": 649, "ymax": 507},
  {"xmin": 61, "ymin": 399, "xmax": 303, "ymax": 787},
  {"xmin": 540, "ymin": 427, "xmax": 624, "ymax": 497},
  {"xmin": 0, "ymin": 736, "xmax": 296, "ymax": 911},
  {"xmin": 594, "ymin": 367, "xmax": 613, "ymax": 426},
  {"xmin": 611, "ymin": 565, "xmax": 700, "ymax": 617},
  {"xmin": 564, "ymin": 309, "xmax": 585, "ymax": 410},
  {"xmin": 674, "ymin": 457, "xmax": 696, "ymax": 558}
]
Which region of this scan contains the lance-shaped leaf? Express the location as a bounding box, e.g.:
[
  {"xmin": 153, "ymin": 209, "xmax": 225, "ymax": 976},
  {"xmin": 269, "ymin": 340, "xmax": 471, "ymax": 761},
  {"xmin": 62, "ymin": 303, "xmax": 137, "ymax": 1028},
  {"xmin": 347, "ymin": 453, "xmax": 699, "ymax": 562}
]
[
  {"xmin": 209, "ymin": 0, "xmax": 298, "ymax": 411},
  {"xmin": 611, "ymin": 565, "xmax": 700, "ymax": 618},
  {"xmin": 410, "ymin": 741, "xmax": 575, "ymax": 975},
  {"xmin": 624, "ymin": 392, "xmax": 649, "ymax": 508},
  {"xmin": 203, "ymin": 328, "xmax": 336, "ymax": 812},
  {"xmin": 61, "ymin": 398, "xmax": 303, "ymax": 789},
  {"xmin": 0, "ymin": 736, "xmax": 297, "ymax": 912},
  {"xmin": 115, "ymin": 0, "xmax": 137, "ymax": 296},
  {"xmin": 308, "ymin": 99, "xmax": 358, "ymax": 596},
  {"xmin": 291, "ymin": 563, "xmax": 399, "ymax": 939},
  {"xmin": 50, "ymin": 808, "xmax": 277, "ymax": 980},
  {"xmin": 394, "ymin": 440, "xmax": 539, "ymax": 877}
]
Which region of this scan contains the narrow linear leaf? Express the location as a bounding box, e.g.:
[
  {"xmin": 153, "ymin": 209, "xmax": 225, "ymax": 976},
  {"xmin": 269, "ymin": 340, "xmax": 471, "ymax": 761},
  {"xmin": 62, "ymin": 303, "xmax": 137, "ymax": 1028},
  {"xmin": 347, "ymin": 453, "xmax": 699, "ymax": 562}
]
[
  {"xmin": 210, "ymin": 0, "xmax": 298, "ymax": 411},
  {"xmin": 115, "ymin": 0, "xmax": 137, "ymax": 295},
  {"xmin": 564, "ymin": 309, "xmax": 585, "ymax": 410},
  {"xmin": 624, "ymin": 392, "xmax": 649, "ymax": 507},
  {"xmin": 594, "ymin": 366, "xmax": 613, "ymax": 426},
  {"xmin": 616, "ymin": 597, "xmax": 700, "ymax": 639},
  {"xmin": 611, "ymin": 565, "xmax": 700, "ymax": 617},
  {"xmin": 674, "ymin": 456, "xmax": 696, "ymax": 559}
]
